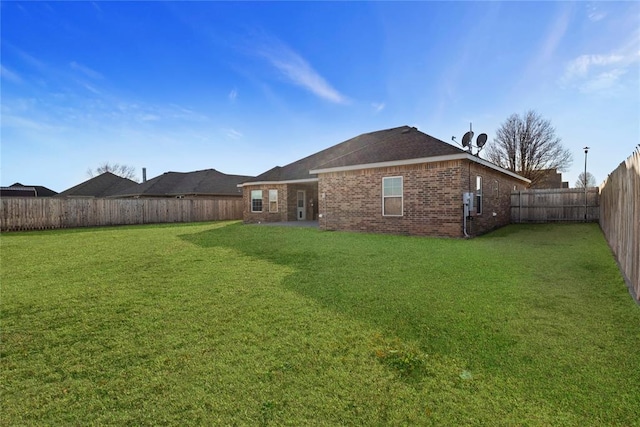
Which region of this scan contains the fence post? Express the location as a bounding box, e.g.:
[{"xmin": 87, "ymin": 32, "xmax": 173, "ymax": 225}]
[{"xmin": 518, "ymin": 191, "xmax": 522, "ymax": 223}]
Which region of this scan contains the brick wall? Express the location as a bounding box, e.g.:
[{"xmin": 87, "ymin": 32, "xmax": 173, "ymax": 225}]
[
  {"xmin": 242, "ymin": 184, "xmax": 289, "ymax": 223},
  {"xmin": 318, "ymin": 161, "xmax": 465, "ymax": 237},
  {"xmin": 461, "ymin": 162, "xmax": 528, "ymax": 236},
  {"xmin": 243, "ymin": 183, "xmax": 318, "ymax": 223},
  {"xmin": 286, "ymin": 183, "xmax": 318, "ymax": 221},
  {"xmin": 318, "ymin": 160, "xmax": 527, "ymax": 238}
]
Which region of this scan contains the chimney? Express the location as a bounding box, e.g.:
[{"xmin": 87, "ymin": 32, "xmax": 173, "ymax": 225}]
[{"xmin": 142, "ymin": 167, "xmax": 147, "ymax": 183}]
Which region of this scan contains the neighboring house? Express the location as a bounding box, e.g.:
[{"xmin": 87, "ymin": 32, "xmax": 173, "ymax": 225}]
[
  {"xmin": 239, "ymin": 126, "xmax": 530, "ymax": 238},
  {"xmin": 56, "ymin": 172, "xmax": 138, "ymax": 198},
  {"xmin": 0, "ymin": 183, "xmax": 58, "ymax": 197},
  {"xmin": 111, "ymin": 169, "xmax": 252, "ymax": 199},
  {"xmin": 528, "ymin": 168, "xmax": 569, "ymax": 189}
]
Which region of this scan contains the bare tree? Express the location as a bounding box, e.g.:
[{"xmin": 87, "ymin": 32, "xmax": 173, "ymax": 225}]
[
  {"xmin": 484, "ymin": 110, "xmax": 573, "ymax": 187},
  {"xmin": 575, "ymin": 171, "xmax": 596, "ymax": 188},
  {"xmin": 87, "ymin": 162, "xmax": 138, "ymax": 181}
]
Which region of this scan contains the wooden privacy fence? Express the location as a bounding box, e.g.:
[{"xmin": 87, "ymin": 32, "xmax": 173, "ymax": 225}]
[
  {"xmin": 511, "ymin": 188, "xmax": 599, "ymax": 223},
  {"xmin": 599, "ymin": 151, "xmax": 639, "ymax": 302},
  {"xmin": 0, "ymin": 198, "xmax": 244, "ymax": 231}
]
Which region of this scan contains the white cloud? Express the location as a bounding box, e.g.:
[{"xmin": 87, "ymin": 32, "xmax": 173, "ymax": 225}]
[
  {"xmin": 82, "ymin": 83, "xmax": 102, "ymax": 95},
  {"xmin": 564, "ymin": 54, "xmax": 625, "ymax": 79},
  {"xmin": 579, "ymin": 69, "xmax": 628, "ymax": 93},
  {"xmin": 138, "ymin": 113, "xmax": 160, "ymax": 122},
  {"xmin": 0, "ymin": 65, "xmax": 23, "ymax": 84},
  {"xmin": 225, "ymin": 128, "xmax": 243, "ymax": 139},
  {"xmin": 538, "ymin": 5, "xmax": 573, "ymax": 66},
  {"xmin": 254, "ymin": 34, "xmax": 349, "ymax": 104},
  {"xmin": 228, "ymin": 89, "xmax": 238, "ymax": 101},
  {"xmin": 586, "ymin": 3, "xmax": 606, "ymax": 22},
  {"xmin": 371, "ymin": 102, "xmax": 385, "ymax": 113},
  {"xmin": 70, "ymin": 61, "xmax": 103, "ymax": 80},
  {"xmin": 560, "ymin": 35, "xmax": 640, "ymax": 94}
]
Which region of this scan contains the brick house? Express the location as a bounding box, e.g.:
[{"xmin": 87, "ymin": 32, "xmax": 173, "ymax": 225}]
[
  {"xmin": 239, "ymin": 126, "xmax": 530, "ymax": 237},
  {"xmin": 110, "ymin": 169, "xmax": 252, "ymax": 200}
]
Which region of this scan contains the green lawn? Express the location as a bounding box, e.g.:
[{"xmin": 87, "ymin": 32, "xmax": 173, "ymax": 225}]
[{"xmin": 1, "ymin": 222, "xmax": 639, "ymax": 426}]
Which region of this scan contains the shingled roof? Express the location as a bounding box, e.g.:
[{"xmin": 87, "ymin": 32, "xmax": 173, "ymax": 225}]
[
  {"xmin": 112, "ymin": 169, "xmax": 252, "ymax": 197},
  {"xmin": 244, "ymin": 126, "xmax": 465, "ymax": 183},
  {"xmin": 56, "ymin": 172, "xmax": 138, "ymax": 198},
  {"xmin": 1, "ymin": 183, "xmax": 58, "ymax": 197}
]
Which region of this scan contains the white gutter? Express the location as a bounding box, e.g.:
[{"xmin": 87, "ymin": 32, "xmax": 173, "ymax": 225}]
[{"xmin": 310, "ymin": 153, "xmax": 531, "ymax": 184}]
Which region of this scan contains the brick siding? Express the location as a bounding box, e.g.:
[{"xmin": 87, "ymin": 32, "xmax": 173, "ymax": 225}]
[
  {"xmin": 462, "ymin": 162, "xmax": 527, "ymax": 236},
  {"xmin": 243, "ymin": 183, "xmax": 318, "ymax": 223},
  {"xmin": 242, "ymin": 184, "xmax": 289, "ymax": 223},
  {"xmin": 318, "ymin": 160, "xmax": 526, "ymax": 238}
]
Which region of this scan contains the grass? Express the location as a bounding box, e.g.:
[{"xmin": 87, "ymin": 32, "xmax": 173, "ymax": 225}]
[{"xmin": 1, "ymin": 221, "xmax": 639, "ymax": 426}]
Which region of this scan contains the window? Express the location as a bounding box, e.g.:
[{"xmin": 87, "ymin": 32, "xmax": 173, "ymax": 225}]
[
  {"xmin": 476, "ymin": 176, "xmax": 483, "ymax": 215},
  {"xmin": 269, "ymin": 189, "xmax": 278, "ymax": 212},
  {"xmin": 251, "ymin": 190, "xmax": 263, "ymax": 212},
  {"xmin": 382, "ymin": 176, "xmax": 403, "ymax": 216}
]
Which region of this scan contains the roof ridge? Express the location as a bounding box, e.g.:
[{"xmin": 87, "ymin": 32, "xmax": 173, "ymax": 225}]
[
  {"xmin": 274, "ymin": 126, "xmax": 411, "ymax": 170},
  {"xmin": 313, "ymin": 126, "xmax": 412, "ymax": 169}
]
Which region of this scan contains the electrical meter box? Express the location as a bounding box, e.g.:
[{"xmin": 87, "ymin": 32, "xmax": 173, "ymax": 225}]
[
  {"xmin": 463, "ymin": 192, "xmax": 474, "ymax": 209},
  {"xmin": 463, "ymin": 192, "xmax": 475, "ymax": 217}
]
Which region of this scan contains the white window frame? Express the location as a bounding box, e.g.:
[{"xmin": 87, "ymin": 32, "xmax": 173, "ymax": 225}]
[
  {"xmin": 268, "ymin": 189, "xmax": 278, "ymax": 213},
  {"xmin": 251, "ymin": 190, "xmax": 263, "ymax": 212},
  {"xmin": 476, "ymin": 176, "xmax": 483, "ymax": 215},
  {"xmin": 382, "ymin": 176, "xmax": 403, "ymax": 217}
]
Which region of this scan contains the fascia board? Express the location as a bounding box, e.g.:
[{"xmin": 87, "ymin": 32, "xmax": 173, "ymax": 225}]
[
  {"xmin": 468, "ymin": 155, "xmax": 531, "ymax": 183},
  {"xmin": 309, "ymin": 153, "xmax": 531, "ymax": 184},
  {"xmin": 237, "ymin": 178, "xmax": 319, "ymax": 188}
]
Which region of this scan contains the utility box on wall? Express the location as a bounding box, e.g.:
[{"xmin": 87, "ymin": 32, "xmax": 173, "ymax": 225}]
[{"xmin": 463, "ymin": 192, "xmax": 474, "ymax": 217}]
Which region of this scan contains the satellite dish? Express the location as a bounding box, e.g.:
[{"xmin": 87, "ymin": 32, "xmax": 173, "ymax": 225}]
[
  {"xmin": 476, "ymin": 133, "xmax": 488, "ymax": 148},
  {"xmin": 462, "ymin": 131, "xmax": 474, "ymax": 148}
]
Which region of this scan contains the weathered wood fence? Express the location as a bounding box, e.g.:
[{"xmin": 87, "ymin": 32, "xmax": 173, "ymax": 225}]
[
  {"xmin": 599, "ymin": 151, "xmax": 639, "ymax": 302},
  {"xmin": 0, "ymin": 198, "xmax": 244, "ymax": 232},
  {"xmin": 511, "ymin": 188, "xmax": 600, "ymax": 223}
]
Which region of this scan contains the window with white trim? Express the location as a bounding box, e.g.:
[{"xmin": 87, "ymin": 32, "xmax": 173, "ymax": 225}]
[
  {"xmin": 476, "ymin": 176, "xmax": 483, "ymax": 215},
  {"xmin": 269, "ymin": 189, "xmax": 278, "ymax": 212},
  {"xmin": 382, "ymin": 176, "xmax": 403, "ymax": 216},
  {"xmin": 251, "ymin": 190, "xmax": 263, "ymax": 212}
]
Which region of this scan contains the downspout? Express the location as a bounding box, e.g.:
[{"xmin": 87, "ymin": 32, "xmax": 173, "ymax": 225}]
[
  {"xmin": 464, "ymin": 160, "xmax": 471, "ymax": 238},
  {"xmin": 463, "ymin": 202, "xmax": 469, "ymax": 238}
]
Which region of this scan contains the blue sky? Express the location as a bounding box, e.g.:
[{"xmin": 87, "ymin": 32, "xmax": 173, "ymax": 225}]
[{"xmin": 2, "ymin": 1, "xmax": 638, "ymax": 192}]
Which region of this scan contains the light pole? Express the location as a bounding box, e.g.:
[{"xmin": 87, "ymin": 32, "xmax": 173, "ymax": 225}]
[{"xmin": 583, "ymin": 146, "xmax": 590, "ymax": 221}]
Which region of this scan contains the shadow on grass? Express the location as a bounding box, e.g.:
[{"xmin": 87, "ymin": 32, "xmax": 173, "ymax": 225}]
[
  {"xmin": 180, "ymin": 222, "xmax": 640, "ymax": 425},
  {"xmin": 178, "ymin": 222, "xmax": 525, "ymax": 363},
  {"xmin": 1, "ymin": 220, "xmax": 230, "ymax": 237}
]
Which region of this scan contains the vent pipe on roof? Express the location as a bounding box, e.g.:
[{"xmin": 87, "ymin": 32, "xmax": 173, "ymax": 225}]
[{"xmin": 142, "ymin": 167, "xmax": 147, "ymax": 183}]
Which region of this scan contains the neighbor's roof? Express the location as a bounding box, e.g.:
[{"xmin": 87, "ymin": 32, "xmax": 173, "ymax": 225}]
[
  {"xmin": 56, "ymin": 172, "xmax": 138, "ymax": 198},
  {"xmin": 1, "ymin": 183, "xmax": 58, "ymax": 197},
  {"xmin": 111, "ymin": 169, "xmax": 253, "ymax": 197}
]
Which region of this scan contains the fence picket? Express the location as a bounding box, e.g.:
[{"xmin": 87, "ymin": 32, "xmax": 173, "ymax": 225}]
[
  {"xmin": 1, "ymin": 198, "xmax": 244, "ymax": 232},
  {"xmin": 599, "ymin": 151, "xmax": 639, "ymax": 301},
  {"xmin": 511, "ymin": 188, "xmax": 600, "ymax": 223}
]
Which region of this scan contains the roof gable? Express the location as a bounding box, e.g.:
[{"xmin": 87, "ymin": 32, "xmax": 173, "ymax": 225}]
[
  {"xmin": 244, "ymin": 126, "xmax": 465, "ymax": 183},
  {"xmin": 5, "ymin": 183, "xmax": 58, "ymax": 197},
  {"xmin": 314, "ymin": 126, "xmax": 464, "ymax": 170},
  {"xmin": 56, "ymin": 172, "xmax": 138, "ymax": 198},
  {"xmin": 112, "ymin": 169, "xmax": 253, "ymax": 197}
]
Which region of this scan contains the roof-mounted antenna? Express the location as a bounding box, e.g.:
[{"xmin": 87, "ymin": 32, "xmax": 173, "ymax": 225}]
[
  {"xmin": 462, "ymin": 131, "xmax": 474, "ymax": 148},
  {"xmin": 476, "ymin": 133, "xmax": 487, "ymax": 148},
  {"xmin": 454, "ymin": 123, "xmax": 489, "ymax": 156}
]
